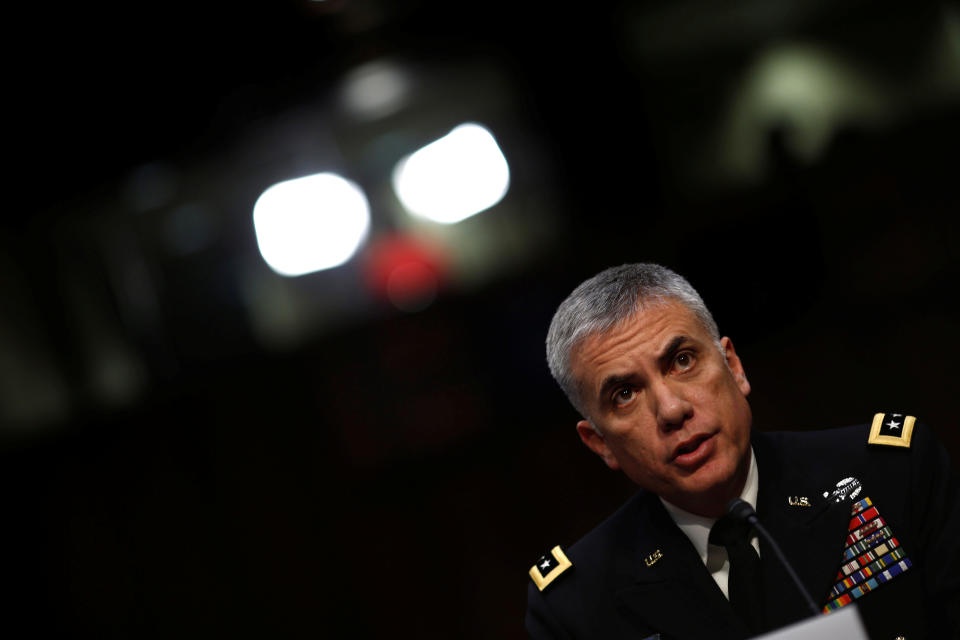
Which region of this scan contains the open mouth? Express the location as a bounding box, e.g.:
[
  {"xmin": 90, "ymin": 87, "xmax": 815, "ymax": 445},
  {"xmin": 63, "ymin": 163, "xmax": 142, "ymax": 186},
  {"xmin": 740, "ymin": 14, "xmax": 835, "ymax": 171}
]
[{"xmin": 672, "ymin": 433, "xmax": 714, "ymax": 461}]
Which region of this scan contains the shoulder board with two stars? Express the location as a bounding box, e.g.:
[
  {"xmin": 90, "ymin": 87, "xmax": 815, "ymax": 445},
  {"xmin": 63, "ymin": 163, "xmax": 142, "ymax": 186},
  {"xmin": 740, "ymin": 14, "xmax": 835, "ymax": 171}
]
[
  {"xmin": 528, "ymin": 545, "xmax": 572, "ymax": 592},
  {"xmin": 868, "ymin": 412, "xmax": 915, "ymax": 448}
]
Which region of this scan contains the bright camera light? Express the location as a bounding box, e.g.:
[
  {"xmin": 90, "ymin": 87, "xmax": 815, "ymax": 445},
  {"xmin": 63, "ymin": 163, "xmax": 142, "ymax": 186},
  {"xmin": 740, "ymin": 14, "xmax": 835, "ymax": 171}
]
[
  {"xmin": 392, "ymin": 123, "xmax": 510, "ymax": 224},
  {"xmin": 253, "ymin": 173, "xmax": 370, "ymax": 277}
]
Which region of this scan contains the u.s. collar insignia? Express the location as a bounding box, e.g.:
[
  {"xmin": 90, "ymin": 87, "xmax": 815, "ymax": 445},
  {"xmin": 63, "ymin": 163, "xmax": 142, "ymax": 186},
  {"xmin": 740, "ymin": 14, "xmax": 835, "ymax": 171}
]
[
  {"xmin": 868, "ymin": 412, "xmax": 915, "ymax": 448},
  {"xmin": 643, "ymin": 549, "xmax": 663, "ymax": 567},
  {"xmin": 529, "ymin": 545, "xmax": 573, "ymax": 592}
]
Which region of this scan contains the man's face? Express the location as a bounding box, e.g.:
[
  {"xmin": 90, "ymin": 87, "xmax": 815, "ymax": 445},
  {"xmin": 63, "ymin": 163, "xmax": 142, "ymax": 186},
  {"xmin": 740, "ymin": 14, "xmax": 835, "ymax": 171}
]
[{"xmin": 570, "ymin": 300, "xmax": 753, "ymax": 517}]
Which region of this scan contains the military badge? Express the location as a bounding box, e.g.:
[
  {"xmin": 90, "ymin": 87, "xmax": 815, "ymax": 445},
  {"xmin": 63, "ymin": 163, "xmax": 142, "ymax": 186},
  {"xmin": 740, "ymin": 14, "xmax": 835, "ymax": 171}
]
[
  {"xmin": 867, "ymin": 412, "xmax": 915, "ymax": 449},
  {"xmin": 822, "ymin": 496, "xmax": 912, "ymax": 612},
  {"xmin": 824, "ymin": 477, "xmax": 862, "ymax": 503},
  {"xmin": 529, "ymin": 545, "xmax": 573, "ymax": 592}
]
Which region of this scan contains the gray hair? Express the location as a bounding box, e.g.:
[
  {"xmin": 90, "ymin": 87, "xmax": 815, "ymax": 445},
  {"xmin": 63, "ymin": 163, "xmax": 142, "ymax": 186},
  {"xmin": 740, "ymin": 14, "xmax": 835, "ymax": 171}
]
[{"xmin": 546, "ymin": 263, "xmax": 720, "ymax": 416}]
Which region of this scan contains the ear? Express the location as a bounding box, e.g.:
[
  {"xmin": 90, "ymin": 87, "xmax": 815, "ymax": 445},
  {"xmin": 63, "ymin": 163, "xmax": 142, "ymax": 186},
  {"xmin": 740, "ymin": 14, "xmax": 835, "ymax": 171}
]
[
  {"xmin": 720, "ymin": 336, "xmax": 751, "ymax": 397},
  {"xmin": 576, "ymin": 419, "xmax": 620, "ymax": 470}
]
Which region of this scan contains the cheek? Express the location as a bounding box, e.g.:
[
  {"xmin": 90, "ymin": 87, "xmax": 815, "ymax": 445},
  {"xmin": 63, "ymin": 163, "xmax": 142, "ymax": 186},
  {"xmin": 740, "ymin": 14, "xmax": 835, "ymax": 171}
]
[
  {"xmin": 620, "ymin": 439, "xmax": 664, "ymax": 471},
  {"xmin": 607, "ymin": 430, "xmax": 657, "ymax": 460}
]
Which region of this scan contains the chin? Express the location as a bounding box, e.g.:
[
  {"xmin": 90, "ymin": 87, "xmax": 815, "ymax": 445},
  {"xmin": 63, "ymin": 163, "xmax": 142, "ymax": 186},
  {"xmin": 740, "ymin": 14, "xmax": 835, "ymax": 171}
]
[{"xmin": 688, "ymin": 458, "xmax": 739, "ymax": 495}]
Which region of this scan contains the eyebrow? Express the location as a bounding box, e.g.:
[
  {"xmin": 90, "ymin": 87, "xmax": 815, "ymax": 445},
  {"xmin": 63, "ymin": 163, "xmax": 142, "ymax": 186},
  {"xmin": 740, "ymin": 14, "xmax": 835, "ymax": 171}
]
[
  {"xmin": 598, "ymin": 374, "xmax": 634, "ymax": 401},
  {"xmin": 595, "ymin": 335, "xmax": 691, "ymax": 401},
  {"xmin": 657, "ymin": 335, "xmax": 689, "ymax": 365}
]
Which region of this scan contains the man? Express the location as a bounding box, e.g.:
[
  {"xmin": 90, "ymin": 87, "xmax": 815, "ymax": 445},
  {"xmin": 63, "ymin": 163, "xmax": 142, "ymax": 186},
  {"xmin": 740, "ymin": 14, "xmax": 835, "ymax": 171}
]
[{"xmin": 526, "ymin": 263, "xmax": 959, "ymax": 639}]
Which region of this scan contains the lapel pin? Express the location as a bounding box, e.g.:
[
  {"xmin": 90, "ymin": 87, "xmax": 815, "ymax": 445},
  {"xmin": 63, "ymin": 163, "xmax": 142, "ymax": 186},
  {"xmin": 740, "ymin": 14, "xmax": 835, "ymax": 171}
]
[
  {"xmin": 644, "ymin": 549, "xmax": 663, "ymax": 567},
  {"xmin": 788, "ymin": 496, "xmax": 811, "ymax": 507}
]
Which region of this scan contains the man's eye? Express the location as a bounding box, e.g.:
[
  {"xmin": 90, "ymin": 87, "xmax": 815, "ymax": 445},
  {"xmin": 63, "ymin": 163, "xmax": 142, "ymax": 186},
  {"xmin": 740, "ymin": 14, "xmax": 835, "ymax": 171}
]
[
  {"xmin": 674, "ymin": 352, "xmax": 695, "ymax": 371},
  {"xmin": 613, "ymin": 387, "xmax": 636, "ymax": 407}
]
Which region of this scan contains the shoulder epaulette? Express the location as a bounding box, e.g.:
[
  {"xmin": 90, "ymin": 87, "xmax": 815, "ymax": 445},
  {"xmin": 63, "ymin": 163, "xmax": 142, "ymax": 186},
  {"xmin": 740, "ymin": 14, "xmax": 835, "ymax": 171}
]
[
  {"xmin": 528, "ymin": 545, "xmax": 572, "ymax": 591},
  {"xmin": 868, "ymin": 412, "xmax": 915, "ymax": 448}
]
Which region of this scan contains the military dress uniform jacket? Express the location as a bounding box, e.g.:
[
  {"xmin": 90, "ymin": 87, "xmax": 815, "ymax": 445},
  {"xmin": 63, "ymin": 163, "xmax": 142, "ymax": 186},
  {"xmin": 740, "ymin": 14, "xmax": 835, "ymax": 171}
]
[{"xmin": 525, "ymin": 417, "xmax": 960, "ymax": 640}]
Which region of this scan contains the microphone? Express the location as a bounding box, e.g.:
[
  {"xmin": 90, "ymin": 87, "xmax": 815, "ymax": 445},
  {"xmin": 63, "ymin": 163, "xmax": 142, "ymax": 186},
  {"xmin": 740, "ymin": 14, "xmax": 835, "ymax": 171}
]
[{"xmin": 726, "ymin": 498, "xmax": 821, "ymax": 618}]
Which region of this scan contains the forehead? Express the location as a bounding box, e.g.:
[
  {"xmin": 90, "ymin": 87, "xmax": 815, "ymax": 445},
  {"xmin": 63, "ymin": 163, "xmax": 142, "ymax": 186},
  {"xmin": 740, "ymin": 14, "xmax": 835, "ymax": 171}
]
[{"xmin": 571, "ymin": 301, "xmax": 709, "ymax": 380}]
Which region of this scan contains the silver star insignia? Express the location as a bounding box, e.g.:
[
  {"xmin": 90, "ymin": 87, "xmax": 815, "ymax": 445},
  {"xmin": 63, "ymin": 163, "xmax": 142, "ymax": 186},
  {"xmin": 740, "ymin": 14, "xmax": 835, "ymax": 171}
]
[
  {"xmin": 540, "ymin": 560, "xmax": 551, "ymax": 570},
  {"xmin": 886, "ymin": 420, "xmax": 901, "ymax": 430}
]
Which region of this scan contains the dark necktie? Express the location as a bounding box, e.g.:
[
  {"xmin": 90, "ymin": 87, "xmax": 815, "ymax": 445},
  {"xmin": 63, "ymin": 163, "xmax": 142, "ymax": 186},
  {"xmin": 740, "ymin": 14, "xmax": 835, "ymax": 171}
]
[{"xmin": 709, "ymin": 513, "xmax": 765, "ymax": 634}]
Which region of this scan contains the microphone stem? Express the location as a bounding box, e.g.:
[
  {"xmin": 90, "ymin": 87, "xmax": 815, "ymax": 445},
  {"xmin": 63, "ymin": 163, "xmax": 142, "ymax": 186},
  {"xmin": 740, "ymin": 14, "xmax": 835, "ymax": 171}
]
[{"xmin": 748, "ymin": 516, "xmax": 821, "ymax": 617}]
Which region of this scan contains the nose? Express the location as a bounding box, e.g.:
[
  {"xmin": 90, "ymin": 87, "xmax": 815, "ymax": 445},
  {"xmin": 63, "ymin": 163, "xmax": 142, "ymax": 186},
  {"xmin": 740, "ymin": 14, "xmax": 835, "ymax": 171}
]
[{"xmin": 648, "ymin": 379, "xmax": 693, "ymax": 431}]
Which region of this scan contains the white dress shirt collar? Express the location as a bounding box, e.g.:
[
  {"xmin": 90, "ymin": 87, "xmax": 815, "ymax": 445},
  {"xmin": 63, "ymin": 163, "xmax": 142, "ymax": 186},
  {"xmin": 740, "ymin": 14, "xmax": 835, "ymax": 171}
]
[{"xmin": 659, "ymin": 447, "xmax": 759, "ymax": 597}]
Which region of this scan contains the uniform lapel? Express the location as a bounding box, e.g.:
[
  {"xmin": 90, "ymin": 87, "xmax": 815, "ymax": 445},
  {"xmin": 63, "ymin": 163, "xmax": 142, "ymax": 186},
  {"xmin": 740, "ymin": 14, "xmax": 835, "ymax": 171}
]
[
  {"xmin": 615, "ymin": 495, "xmax": 749, "ymax": 639},
  {"xmin": 753, "ymin": 432, "xmax": 851, "ymax": 628}
]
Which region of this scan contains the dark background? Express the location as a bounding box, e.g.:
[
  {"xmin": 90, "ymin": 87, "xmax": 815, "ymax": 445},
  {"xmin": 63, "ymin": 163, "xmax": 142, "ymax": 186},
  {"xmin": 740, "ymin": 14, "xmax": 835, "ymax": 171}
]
[{"xmin": 3, "ymin": 1, "xmax": 958, "ymax": 637}]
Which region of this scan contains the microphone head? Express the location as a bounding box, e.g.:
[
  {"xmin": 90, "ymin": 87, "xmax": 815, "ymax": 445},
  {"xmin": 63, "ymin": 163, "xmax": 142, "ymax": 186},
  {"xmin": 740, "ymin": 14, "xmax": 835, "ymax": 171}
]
[{"xmin": 726, "ymin": 498, "xmax": 757, "ymax": 522}]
